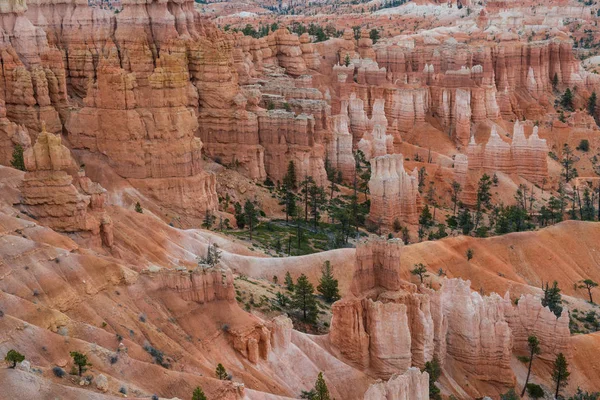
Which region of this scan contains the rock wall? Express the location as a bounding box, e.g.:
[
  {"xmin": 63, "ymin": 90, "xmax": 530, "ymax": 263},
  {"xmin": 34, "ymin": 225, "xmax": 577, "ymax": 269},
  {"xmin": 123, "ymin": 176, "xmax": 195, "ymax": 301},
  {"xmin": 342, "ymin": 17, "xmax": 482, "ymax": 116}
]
[
  {"xmin": 19, "ymin": 125, "xmax": 113, "ymax": 246},
  {"xmin": 440, "ymin": 279, "xmax": 514, "ymax": 386},
  {"xmin": 351, "ymin": 237, "xmax": 404, "ymax": 295},
  {"xmin": 369, "ymin": 154, "xmax": 421, "ymax": 226},
  {"xmin": 463, "ymin": 121, "xmax": 548, "ymax": 185},
  {"xmin": 154, "ymin": 266, "xmax": 236, "ymax": 304},
  {"xmin": 363, "ymin": 368, "xmax": 429, "ymax": 400},
  {"xmin": 331, "ymin": 239, "xmax": 516, "ymax": 394},
  {"xmin": 503, "ymin": 294, "xmax": 570, "ymax": 361}
]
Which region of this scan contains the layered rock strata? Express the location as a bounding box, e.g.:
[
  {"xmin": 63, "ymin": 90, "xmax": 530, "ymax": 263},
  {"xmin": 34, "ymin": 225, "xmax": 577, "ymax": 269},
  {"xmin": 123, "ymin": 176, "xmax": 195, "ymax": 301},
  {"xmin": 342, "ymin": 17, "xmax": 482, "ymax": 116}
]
[
  {"xmin": 18, "ymin": 125, "xmax": 113, "ymax": 246},
  {"xmin": 368, "ymin": 154, "xmax": 421, "ymax": 226},
  {"xmin": 463, "ymin": 121, "xmax": 548, "ymax": 185}
]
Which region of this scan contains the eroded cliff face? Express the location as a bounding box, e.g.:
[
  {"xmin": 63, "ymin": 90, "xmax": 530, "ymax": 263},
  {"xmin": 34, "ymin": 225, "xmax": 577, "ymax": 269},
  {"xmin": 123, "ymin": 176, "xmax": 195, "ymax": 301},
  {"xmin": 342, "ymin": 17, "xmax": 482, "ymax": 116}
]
[
  {"xmin": 368, "ymin": 154, "xmax": 421, "ymax": 226},
  {"xmin": 329, "ymin": 238, "xmax": 536, "ymax": 397},
  {"xmin": 363, "ymin": 367, "xmax": 430, "ymax": 400},
  {"xmin": 18, "ymin": 124, "xmax": 113, "ymax": 246}
]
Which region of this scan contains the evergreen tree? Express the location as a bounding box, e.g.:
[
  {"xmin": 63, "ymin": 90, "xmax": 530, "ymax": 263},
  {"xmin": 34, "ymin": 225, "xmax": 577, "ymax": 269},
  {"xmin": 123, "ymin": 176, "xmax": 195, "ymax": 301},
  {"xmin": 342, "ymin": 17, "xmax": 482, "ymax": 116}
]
[
  {"xmin": 521, "ymin": 335, "xmax": 541, "ymax": 397},
  {"xmin": 234, "ymin": 202, "xmax": 245, "ymax": 229},
  {"xmin": 317, "ymin": 261, "xmax": 340, "ymax": 303},
  {"xmin": 561, "ymin": 144, "xmax": 578, "ymax": 182},
  {"xmin": 202, "ymin": 210, "xmax": 215, "ymax": 229},
  {"xmin": 243, "ymin": 200, "xmax": 259, "ymax": 240},
  {"xmin": 10, "ymin": 144, "xmax": 25, "ymax": 171},
  {"xmin": 579, "ymin": 279, "xmax": 599, "ymax": 303},
  {"xmin": 344, "ymin": 53, "xmax": 351, "ymax": 67},
  {"xmin": 70, "ymin": 351, "xmax": 91, "ymax": 376},
  {"xmin": 216, "ymin": 363, "xmax": 228, "ymax": 380},
  {"xmin": 284, "ymin": 188, "xmax": 297, "ymax": 223},
  {"xmin": 561, "ymin": 88, "xmax": 574, "ymax": 111},
  {"xmin": 135, "ymin": 201, "xmax": 143, "ymax": 213},
  {"xmin": 542, "ymin": 281, "xmax": 563, "ymax": 317},
  {"xmin": 314, "ymin": 372, "xmax": 331, "ymax": 400},
  {"xmin": 192, "ymin": 387, "xmax": 208, "ymax": 400},
  {"xmin": 451, "ymin": 181, "xmax": 462, "ymax": 215},
  {"xmin": 4, "ymin": 349, "xmax": 25, "ymax": 368},
  {"xmin": 308, "ymin": 181, "xmax": 326, "ymax": 229},
  {"xmin": 569, "ymin": 388, "xmax": 600, "ymax": 400},
  {"xmin": 419, "ymin": 205, "xmax": 434, "ymax": 228},
  {"xmin": 369, "ymin": 28, "xmax": 380, "ymax": 44},
  {"xmin": 284, "ymin": 271, "xmax": 295, "ymax": 291},
  {"xmin": 283, "ymin": 161, "xmax": 297, "ymax": 190},
  {"xmin": 291, "ymin": 274, "xmax": 318, "ymax": 323},
  {"xmin": 275, "ymin": 292, "xmax": 289, "ymax": 307},
  {"xmin": 552, "ymin": 353, "xmax": 570, "ymax": 399},
  {"xmin": 198, "ymin": 243, "xmax": 221, "ymax": 267},
  {"xmin": 410, "ymin": 263, "xmax": 429, "ymax": 284},
  {"xmin": 466, "ymin": 248, "xmax": 474, "ymax": 261},
  {"xmin": 552, "ymin": 72, "xmax": 559, "ymax": 90},
  {"xmin": 300, "ymin": 176, "xmax": 315, "ymax": 222},
  {"xmin": 588, "ymin": 91, "xmax": 597, "ymax": 117},
  {"xmin": 423, "ymin": 357, "xmax": 441, "ymax": 400}
]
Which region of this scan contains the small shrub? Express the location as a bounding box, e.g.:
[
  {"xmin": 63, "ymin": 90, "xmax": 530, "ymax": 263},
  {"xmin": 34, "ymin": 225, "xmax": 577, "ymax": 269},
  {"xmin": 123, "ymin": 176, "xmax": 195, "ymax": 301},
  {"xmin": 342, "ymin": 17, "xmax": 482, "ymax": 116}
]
[
  {"xmin": 52, "ymin": 366, "xmax": 66, "ymax": 378},
  {"xmin": 119, "ymin": 386, "xmax": 127, "ymax": 395},
  {"xmin": 526, "ymin": 383, "xmax": 545, "ymax": 399},
  {"xmin": 577, "ymin": 139, "xmax": 590, "ymax": 152},
  {"xmin": 135, "ymin": 202, "xmax": 143, "ymax": 213},
  {"xmin": 109, "ymin": 355, "xmax": 118, "ymax": 364},
  {"xmin": 517, "ymin": 355, "xmax": 530, "ymax": 363},
  {"xmin": 139, "ymin": 314, "xmax": 147, "ymax": 323}
]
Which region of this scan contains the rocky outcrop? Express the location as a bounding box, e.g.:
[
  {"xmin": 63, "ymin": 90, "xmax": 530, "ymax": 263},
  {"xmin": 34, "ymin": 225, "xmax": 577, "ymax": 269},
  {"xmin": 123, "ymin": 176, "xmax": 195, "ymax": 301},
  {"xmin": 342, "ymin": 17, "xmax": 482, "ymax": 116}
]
[
  {"xmin": 66, "ymin": 53, "xmax": 218, "ymax": 218},
  {"xmin": 153, "ymin": 266, "xmax": 236, "ymax": 304},
  {"xmin": 363, "ymin": 367, "xmax": 429, "ymax": 400},
  {"xmin": 503, "ymin": 294, "xmax": 570, "ymax": 361},
  {"xmin": 18, "ymin": 125, "xmax": 113, "ymax": 246},
  {"xmin": 231, "ymin": 323, "xmax": 272, "ymax": 364},
  {"xmin": 440, "ymin": 279, "xmax": 514, "ymax": 386},
  {"xmin": 257, "ymin": 109, "xmax": 327, "ymax": 185},
  {"xmin": 465, "ymin": 121, "xmax": 548, "ymax": 185},
  {"xmin": 369, "ymin": 154, "xmax": 421, "ymax": 226},
  {"xmin": 328, "ymin": 114, "xmax": 356, "ymax": 181},
  {"xmin": 351, "ymin": 237, "xmax": 404, "ymax": 295},
  {"xmin": 331, "ymin": 239, "xmax": 435, "ymax": 377},
  {"xmin": 358, "ymin": 100, "xmax": 394, "ymax": 160}
]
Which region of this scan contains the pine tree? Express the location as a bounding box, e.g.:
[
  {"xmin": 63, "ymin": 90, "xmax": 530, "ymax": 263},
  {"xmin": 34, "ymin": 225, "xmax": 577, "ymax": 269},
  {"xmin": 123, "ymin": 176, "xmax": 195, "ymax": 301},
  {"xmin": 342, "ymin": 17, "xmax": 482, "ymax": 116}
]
[
  {"xmin": 215, "ymin": 363, "xmax": 228, "ymax": 380},
  {"xmin": 344, "ymin": 53, "xmax": 351, "ymax": 67},
  {"xmin": 423, "ymin": 357, "xmax": 441, "ymax": 400},
  {"xmin": 284, "ymin": 271, "xmax": 295, "ymax": 291},
  {"xmin": 10, "ymin": 144, "xmax": 25, "ymax": 171},
  {"xmin": 291, "ymin": 274, "xmax": 318, "ymax": 323},
  {"xmin": 244, "ymin": 200, "xmax": 259, "ymax": 240},
  {"xmin": 283, "ymin": 161, "xmax": 297, "ymax": 190},
  {"xmin": 135, "ymin": 201, "xmax": 143, "ymax": 213},
  {"xmin": 314, "ymin": 372, "xmax": 331, "ymax": 400},
  {"xmin": 70, "ymin": 351, "xmax": 91, "ymax": 376},
  {"xmin": 284, "ymin": 188, "xmax": 297, "ymax": 223},
  {"xmin": 308, "ymin": 182, "xmax": 326, "ymax": 229},
  {"xmin": 451, "ymin": 181, "xmax": 462, "ymax": 216},
  {"xmin": 317, "ymin": 261, "xmax": 340, "ymax": 303},
  {"xmin": 542, "ymin": 281, "xmax": 563, "ymax": 317},
  {"xmin": 369, "ymin": 28, "xmax": 380, "ymax": 44},
  {"xmin": 410, "ymin": 263, "xmax": 429, "ymax": 284},
  {"xmin": 561, "ymin": 144, "xmax": 578, "ymax": 182},
  {"xmin": 202, "ymin": 210, "xmax": 215, "ymax": 229},
  {"xmin": 578, "ymin": 279, "xmax": 599, "ymax": 303},
  {"xmin": 192, "ymin": 387, "xmax": 207, "ymax": 400},
  {"xmin": 552, "ymin": 353, "xmax": 570, "ymax": 399},
  {"xmin": 561, "ymin": 88, "xmax": 574, "ymax": 111},
  {"xmin": 588, "ymin": 91, "xmax": 597, "ymax": 116},
  {"xmin": 552, "ymin": 72, "xmax": 559, "ymax": 90},
  {"xmin": 234, "ymin": 202, "xmax": 245, "ymax": 229},
  {"xmin": 521, "ymin": 335, "xmax": 541, "ymax": 397}
]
